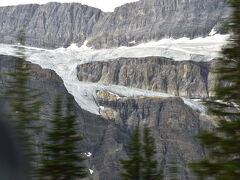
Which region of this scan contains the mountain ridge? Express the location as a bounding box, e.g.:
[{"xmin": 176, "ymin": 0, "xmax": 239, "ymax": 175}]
[
  {"xmin": 0, "ymin": 0, "xmax": 230, "ymax": 49},
  {"xmin": 0, "ymin": 1, "xmax": 230, "ymax": 179}
]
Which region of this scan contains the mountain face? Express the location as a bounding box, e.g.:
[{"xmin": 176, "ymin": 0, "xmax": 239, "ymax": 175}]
[
  {"xmin": 88, "ymin": 0, "xmax": 230, "ymax": 48},
  {"xmin": 96, "ymin": 90, "xmax": 212, "ymax": 180},
  {"xmin": 0, "ymin": 0, "xmax": 228, "ymax": 180},
  {"xmin": 0, "ymin": 0, "xmax": 230, "ymax": 49},
  {"xmin": 0, "ymin": 3, "xmax": 103, "ymax": 48},
  {"xmin": 0, "ymin": 55, "xmax": 212, "ymax": 179}
]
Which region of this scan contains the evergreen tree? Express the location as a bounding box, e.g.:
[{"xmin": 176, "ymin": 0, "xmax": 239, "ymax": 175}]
[
  {"xmin": 4, "ymin": 29, "xmax": 43, "ymax": 176},
  {"xmin": 120, "ymin": 126, "xmax": 142, "ymax": 180},
  {"xmin": 39, "ymin": 96, "xmax": 88, "ymax": 180},
  {"xmin": 142, "ymin": 125, "xmax": 162, "ymax": 180},
  {"xmin": 190, "ymin": 0, "xmax": 240, "ymax": 179},
  {"xmin": 120, "ymin": 126, "xmax": 162, "ymax": 180}
]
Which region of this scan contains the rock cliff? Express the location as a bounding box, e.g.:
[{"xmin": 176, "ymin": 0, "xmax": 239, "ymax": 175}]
[
  {"xmin": 0, "ymin": 2, "xmax": 104, "ymax": 48},
  {"xmin": 0, "ymin": 0, "xmax": 225, "ymax": 179},
  {"xmin": 77, "ymin": 57, "xmax": 216, "ymax": 98},
  {"xmin": 0, "ymin": 55, "xmax": 212, "ymax": 179},
  {"xmin": 96, "ymin": 89, "xmax": 212, "ymax": 180},
  {"xmin": 88, "ymin": 0, "xmax": 230, "ymax": 48},
  {"xmin": 0, "ymin": 0, "xmax": 230, "ymax": 49}
]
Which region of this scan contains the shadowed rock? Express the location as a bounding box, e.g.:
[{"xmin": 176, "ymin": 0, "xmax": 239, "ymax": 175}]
[
  {"xmin": 0, "ymin": 55, "xmax": 213, "ymax": 179},
  {"xmin": 96, "ymin": 90, "xmax": 212, "ymax": 180}
]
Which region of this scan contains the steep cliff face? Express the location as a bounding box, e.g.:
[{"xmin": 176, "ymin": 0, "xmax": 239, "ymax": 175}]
[
  {"xmin": 0, "ymin": 55, "xmax": 108, "ymax": 178},
  {"xmin": 88, "ymin": 0, "xmax": 230, "ymax": 48},
  {"xmin": 0, "ymin": 55, "xmax": 212, "ymax": 180},
  {"xmin": 0, "ymin": 0, "xmax": 230, "ymax": 49},
  {"xmin": 96, "ymin": 90, "xmax": 212, "ymax": 180},
  {"xmin": 0, "ymin": 2, "xmax": 104, "ymax": 48},
  {"xmin": 77, "ymin": 57, "xmax": 216, "ymax": 98}
]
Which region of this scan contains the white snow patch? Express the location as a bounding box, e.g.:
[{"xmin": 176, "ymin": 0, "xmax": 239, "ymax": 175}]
[
  {"xmin": 182, "ymin": 98, "xmax": 207, "ymax": 113},
  {"xmin": 85, "ymin": 152, "xmax": 92, "ymax": 157},
  {"xmin": 209, "ymin": 28, "xmax": 217, "ymax": 36},
  {"xmin": 107, "ymin": 91, "xmax": 121, "ymax": 99},
  {"xmin": 99, "ymin": 106, "xmax": 105, "ymax": 110},
  {"xmin": 89, "ymin": 169, "xmax": 94, "ymax": 174},
  {"xmin": 79, "ymin": 40, "xmax": 91, "ymax": 50},
  {"xmin": 129, "ymin": 40, "xmax": 136, "ymax": 45}
]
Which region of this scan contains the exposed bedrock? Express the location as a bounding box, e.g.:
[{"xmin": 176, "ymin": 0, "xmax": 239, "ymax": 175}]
[
  {"xmin": 87, "ymin": 0, "xmax": 230, "ymax": 48},
  {"xmin": 0, "ymin": 0, "xmax": 230, "ymax": 49},
  {"xmin": 77, "ymin": 57, "xmax": 217, "ymax": 98},
  {"xmin": 0, "ymin": 2, "xmax": 104, "ymax": 48},
  {"xmin": 96, "ymin": 89, "xmax": 212, "ymax": 180},
  {"xmin": 0, "ymin": 55, "xmax": 213, "ymax": 180}
]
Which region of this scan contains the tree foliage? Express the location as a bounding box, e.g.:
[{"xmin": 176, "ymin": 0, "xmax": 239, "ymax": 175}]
[
  {"xmin": 4, "ymin": 30, "xmax": 43, "ymax": 177},
  {"xmin": 142, "ymin": 125, "xmax": 162, "ymax": 180},
  {"xmin": 190, "ymin": 0, "xmax": 240, "ymax": 179},
  {"xmin": 120, "ymin": 125, "xmax": 162, "ymax": 180},
  {"xmin": 38, "ymin": 96, "xmax": 88, "ymax": 180},
  {"xmin": 120, "ymin": 126, "xmax": 142, "ymax": 180}
]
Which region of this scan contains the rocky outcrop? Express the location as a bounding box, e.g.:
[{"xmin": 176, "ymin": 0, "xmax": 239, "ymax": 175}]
[
  {"xmin": 96, "ymin": 89, "xmax": 212, "ymax": 180},
  {"xmin": 0, "ymin": 55, "xmax": 213, "ymax": 180},
  {"xmin": 0, "ymin": 0, "xmax": 230, "ymax": 49},
  {"xmin": 77, "ymin": 57, "xmax": 216, "ymax": 98},
  {"xmin": 0, "ymin": 2, "xmax": 104, "ymax": 48}
]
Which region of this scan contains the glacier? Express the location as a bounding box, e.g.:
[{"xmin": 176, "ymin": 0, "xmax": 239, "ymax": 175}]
[{"xmin": 0, "ymin": 33, "xmax": 228, "ymax": 114}]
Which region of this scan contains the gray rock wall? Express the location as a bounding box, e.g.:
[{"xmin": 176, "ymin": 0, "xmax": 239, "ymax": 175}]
[
  {"xmin": 0, "ymin": 0, "xmax": 230, "ymax": 49},
  {"xmin": 96, "ymin": 90, "xmax": 212, "ymax": 180},
  {"xmin": 0, "ymin": 2, "xmax": 104, "ymax": 48},
  {"xmin": 88, "ymin": 0, "xmax": 230, "ymax": 48},
  {"xmin": 0, "ymin": 55, "xmax": 212, "ymax": 180},
  {"xmin": 77, "ymin": 57, "xmax": 216, "ymax": 98}
]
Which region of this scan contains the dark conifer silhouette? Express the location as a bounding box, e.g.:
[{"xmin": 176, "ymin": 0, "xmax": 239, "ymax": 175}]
[
  {"xmin": 38, "ymin": 96, "xmax": 88, "ymax": 180},
  {"xmin": 190, "ymin": 0, "xmax": 240, "ymax": 179},
  {"xmin": 142, "ymin": 125, "xmax": 162, "ymax": 180},
  {"xmin": 4, "ymin": 29, "xmax": 43, "ymax": 178},
  {"xmin": 120, "ymin": 126, "xmax": 142, "ymax": 180},
  {"xmin": 120, "ymin": 125, "xmax": 162, "ymax": 180}
]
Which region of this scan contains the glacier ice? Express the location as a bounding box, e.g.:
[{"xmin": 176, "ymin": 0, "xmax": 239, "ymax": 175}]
[{"xmin": 0, "ymin": 34, "xmax": 227, "ymax": 115}]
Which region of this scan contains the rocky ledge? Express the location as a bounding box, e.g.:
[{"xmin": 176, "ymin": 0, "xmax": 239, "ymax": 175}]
[{"xmin": 77, "ymin": 57, "xmax": 217, "ymax": 99}]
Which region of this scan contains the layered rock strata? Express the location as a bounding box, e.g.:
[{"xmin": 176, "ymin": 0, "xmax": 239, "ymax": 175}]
[{"xmin": 77, "ymin": 57, "xmax": 216, "ymax": 98}]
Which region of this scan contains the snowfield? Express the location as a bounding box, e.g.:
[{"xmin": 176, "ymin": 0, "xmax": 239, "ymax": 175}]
[{"xmin": 0, "ymin": 33, "xmax": 227, "ymax": 114}]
